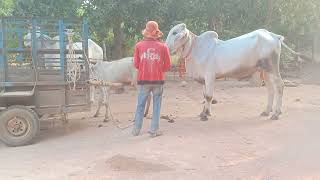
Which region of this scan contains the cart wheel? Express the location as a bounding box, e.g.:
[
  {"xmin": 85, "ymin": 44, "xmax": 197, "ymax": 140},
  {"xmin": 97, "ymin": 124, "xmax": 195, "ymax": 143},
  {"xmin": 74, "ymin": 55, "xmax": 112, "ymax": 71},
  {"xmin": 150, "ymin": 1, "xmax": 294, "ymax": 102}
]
[{"xmin": 0, "ymin": 106, "xmax": 39, "ymax": 147}]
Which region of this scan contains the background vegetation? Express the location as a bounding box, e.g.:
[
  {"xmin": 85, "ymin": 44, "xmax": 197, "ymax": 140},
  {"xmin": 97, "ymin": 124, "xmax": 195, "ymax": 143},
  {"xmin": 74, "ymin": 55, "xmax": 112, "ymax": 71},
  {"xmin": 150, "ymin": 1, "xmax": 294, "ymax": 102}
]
[{"xmin": 1, "ymin": 0, "xmax": 319, "ymax": 62}]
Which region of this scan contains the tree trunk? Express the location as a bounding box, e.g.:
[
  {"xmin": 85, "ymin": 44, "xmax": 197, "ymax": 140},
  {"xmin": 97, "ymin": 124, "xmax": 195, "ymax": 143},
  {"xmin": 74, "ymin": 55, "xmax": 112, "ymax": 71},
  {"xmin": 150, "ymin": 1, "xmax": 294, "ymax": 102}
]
[
  {"xmin": 265, "ymin": 0, "xmax": 273, "ymax": 28},
  {"xmin": 113, "ymin": 16, "xmax": 124, "ymax": 59},
  {"xmin": 209, "ymin": 15, "xmax": 223, "ymax": 34},
  {"xmin": 102, "ymin": 40, "xmax": 107, "ymax": 61}
]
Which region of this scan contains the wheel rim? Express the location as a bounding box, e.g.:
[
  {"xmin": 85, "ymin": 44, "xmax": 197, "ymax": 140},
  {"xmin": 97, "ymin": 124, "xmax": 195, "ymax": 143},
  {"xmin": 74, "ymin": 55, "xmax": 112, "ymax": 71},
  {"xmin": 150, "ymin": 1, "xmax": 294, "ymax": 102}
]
[{"xmin": 6, "ymin": 116, "xmax": 30, "ymax": 137}]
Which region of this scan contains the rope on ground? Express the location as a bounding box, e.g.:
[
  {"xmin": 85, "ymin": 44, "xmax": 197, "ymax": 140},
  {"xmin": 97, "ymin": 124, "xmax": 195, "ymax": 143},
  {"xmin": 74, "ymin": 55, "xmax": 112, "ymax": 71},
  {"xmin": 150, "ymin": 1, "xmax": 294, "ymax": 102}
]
[{"xmin": 107, "ymin": 104, "xmax": 134, "ymax": 130}]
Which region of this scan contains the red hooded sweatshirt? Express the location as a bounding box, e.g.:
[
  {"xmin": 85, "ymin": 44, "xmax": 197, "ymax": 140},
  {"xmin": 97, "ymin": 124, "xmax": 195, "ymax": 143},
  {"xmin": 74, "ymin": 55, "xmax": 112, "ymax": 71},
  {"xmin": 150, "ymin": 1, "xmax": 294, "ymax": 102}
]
[{"xmin": 133, "ymin": 38, "xmax": 171, "ymax": 85}]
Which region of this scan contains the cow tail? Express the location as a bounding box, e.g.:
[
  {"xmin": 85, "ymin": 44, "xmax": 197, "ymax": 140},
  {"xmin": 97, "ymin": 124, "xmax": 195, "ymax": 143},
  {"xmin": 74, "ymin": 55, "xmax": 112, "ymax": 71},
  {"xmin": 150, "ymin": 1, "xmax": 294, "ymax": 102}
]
[
  {"xmin": 280, "ymin": 40, "xmax": 300, "ymax": 56},
  {"xmin": 279, "ymin": 37, "xmax": 313, "ymax": 61}
]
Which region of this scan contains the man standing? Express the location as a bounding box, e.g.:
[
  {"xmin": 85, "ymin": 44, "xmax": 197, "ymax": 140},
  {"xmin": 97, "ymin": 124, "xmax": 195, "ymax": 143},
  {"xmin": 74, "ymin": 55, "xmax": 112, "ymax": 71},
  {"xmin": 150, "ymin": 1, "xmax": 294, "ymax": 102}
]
[{"xmin": 132, "ymin": 21, "xmax": 171, "ymax": 137}]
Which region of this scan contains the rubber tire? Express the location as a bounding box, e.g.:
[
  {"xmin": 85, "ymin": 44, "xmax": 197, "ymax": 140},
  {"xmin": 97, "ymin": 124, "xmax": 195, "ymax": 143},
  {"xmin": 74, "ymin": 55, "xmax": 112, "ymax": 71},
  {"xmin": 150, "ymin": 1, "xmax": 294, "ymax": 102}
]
[{"xmin": 0, "ymin": 106, "xmax": 40, "ymax": 147}]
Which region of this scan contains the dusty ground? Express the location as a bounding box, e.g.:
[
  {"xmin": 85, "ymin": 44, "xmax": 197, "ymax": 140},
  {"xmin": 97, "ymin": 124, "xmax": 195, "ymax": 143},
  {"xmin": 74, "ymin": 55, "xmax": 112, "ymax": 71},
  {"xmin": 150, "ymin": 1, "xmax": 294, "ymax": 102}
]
[{"xmin": 1, "ymin": 80, "xmax": 320, "ymax": 180}]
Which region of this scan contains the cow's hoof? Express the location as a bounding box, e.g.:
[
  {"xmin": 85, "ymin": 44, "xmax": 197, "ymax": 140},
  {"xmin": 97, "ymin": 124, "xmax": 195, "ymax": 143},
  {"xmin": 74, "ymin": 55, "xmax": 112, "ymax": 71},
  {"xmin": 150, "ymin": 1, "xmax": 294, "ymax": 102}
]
[
  {"xmin": 93, "ymin": 114, "xmax": 99, "ymax": 118},
  {"xmin": 270, "ymin": 115, "xmax": 279, "ymax": 120},
  {"xmin": 103, "ymin": 119, "xmax": 110, "ymax": 123},
  {"xmin": 200, "ymin": 116, "xmax": 208, "ymax": 121},
  {"xmin": 212, "ymin": 99, "xmax": 218, "ymax": 104},
  {"xmin": 270, "ymin": 112, "xmax": 281, "ymax": 120},
  {"xmin": 205, "ymin": 109, "xmax": 211, "ymax": 116},
  {"xmin": 203, "ymin": 99, "xmax": 218, "ymax": 104},
  {"xmin": 200, "ymin": 112, "xmax": 208, "ymax": 121},
  {"xmin": 260, "ymin": 111, "xmax": 270, "ymax": 117}
]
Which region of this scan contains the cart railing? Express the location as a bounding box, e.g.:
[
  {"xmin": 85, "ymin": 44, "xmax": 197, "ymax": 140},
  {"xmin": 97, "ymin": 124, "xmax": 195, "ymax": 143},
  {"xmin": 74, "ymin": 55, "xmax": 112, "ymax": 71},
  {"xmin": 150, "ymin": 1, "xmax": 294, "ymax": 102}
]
[{"xmin": 0, "ymin": 16, "xmax": 90, "ymax": 111}]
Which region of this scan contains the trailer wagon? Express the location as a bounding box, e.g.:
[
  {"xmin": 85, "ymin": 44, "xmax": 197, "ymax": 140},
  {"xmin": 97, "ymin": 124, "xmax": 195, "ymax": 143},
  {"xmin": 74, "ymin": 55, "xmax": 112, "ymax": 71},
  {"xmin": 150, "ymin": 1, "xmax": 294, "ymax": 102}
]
[{"xmin": 0, "ymin": 17, "xmax": 91, "ymax": 147}]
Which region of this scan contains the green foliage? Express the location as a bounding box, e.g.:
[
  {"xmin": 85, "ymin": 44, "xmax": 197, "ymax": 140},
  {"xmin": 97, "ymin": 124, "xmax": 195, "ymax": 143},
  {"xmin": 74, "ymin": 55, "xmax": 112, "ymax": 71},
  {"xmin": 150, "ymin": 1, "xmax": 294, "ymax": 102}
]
[
  {"xmin": 2, "ymin": 0, "xmax": 319, "ymax": 61},
  {"xmin": 13, "ymin": 0, "xmax": 82, "ymax": 17},
  {"xmin": 0, "ymin": 0, "xmax": 14, "ymax": 16}
]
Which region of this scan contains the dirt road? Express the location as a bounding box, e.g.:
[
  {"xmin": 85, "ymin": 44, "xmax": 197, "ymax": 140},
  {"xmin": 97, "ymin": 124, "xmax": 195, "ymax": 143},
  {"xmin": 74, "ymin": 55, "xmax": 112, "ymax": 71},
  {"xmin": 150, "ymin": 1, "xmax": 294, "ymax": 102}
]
[{"xmin": 1, "ymin": 80, "xmax": 320, "ymax": 180}]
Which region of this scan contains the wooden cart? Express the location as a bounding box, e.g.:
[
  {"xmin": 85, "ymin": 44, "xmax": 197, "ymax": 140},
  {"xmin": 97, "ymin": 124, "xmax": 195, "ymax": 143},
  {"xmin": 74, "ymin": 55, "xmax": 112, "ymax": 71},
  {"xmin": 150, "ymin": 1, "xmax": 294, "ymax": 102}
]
[{"xmin": 0, "ymin": 17, "xmax": 90, "ymax": 146}]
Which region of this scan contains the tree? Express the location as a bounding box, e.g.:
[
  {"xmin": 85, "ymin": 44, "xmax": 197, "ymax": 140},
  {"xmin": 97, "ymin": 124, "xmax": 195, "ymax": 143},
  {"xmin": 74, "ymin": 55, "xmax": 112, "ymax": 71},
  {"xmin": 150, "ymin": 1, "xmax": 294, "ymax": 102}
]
[
  {"xmin": 13, "ymin": 0, "xmax": 82, "ymax": 17},
  {"xmin": 84, "ymin": 0, "xmax": 169, "ymax": 59},
  {"xmin": 0, "ymin": 0, "xmax": 14, "ymax": 16},
  {"xmin": 5, "ymin": 0, "xmax": 319, "ymax": 63},
  {"xmin": 84, "ymin": 0, "xmax": 130, "ymax": 59}
]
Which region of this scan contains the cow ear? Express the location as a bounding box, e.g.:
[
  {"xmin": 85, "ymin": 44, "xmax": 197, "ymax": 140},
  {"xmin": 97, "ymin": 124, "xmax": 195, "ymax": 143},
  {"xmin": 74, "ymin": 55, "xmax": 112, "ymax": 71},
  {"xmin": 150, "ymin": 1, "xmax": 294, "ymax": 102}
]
[
  {"xmin": 213, "ymin": 31, "xmax": 218, "ymax": 39},
  {"xmin": 181, "ymin": 23, "xmax": 186, "ymax": 29},
  {"xmin": 177, "ymin": 29, "xmax": 189, "ymax": 44}
]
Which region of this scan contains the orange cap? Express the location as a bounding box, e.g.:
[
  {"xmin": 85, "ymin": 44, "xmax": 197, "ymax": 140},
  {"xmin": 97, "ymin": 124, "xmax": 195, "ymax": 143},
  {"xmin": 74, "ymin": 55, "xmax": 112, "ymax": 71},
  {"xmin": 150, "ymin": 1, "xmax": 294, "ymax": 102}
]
[{"xmin": 142, "ymin": 21, "xmax": 163, "ymax": 39}]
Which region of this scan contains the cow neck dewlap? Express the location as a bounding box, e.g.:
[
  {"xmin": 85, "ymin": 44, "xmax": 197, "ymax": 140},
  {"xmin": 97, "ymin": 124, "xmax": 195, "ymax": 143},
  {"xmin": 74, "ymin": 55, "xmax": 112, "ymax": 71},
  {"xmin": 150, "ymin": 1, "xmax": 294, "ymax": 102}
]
[{"xmin": 180, "ymin": 32, "xmax": 195, "ymax": 60}]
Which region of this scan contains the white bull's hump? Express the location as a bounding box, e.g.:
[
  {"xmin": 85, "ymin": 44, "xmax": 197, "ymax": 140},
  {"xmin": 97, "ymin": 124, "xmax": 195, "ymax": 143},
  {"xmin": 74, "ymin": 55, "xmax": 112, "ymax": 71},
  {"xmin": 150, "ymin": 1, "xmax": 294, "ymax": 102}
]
[
  {"xmin": 205, "ymin": 29, "xmax": 280, "ymax": 75},
  {"xmin": 199, "ymin": 31, "xmax": 219, "ymax": 39}
]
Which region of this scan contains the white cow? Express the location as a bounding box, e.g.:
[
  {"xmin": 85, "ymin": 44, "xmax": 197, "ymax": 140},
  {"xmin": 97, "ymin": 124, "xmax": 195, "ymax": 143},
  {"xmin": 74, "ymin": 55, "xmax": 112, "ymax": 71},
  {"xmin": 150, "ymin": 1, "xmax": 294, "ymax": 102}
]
[
  {"xmin": 23, "ymin": 30, "xmax": 52, "ymax": 47},
  {"xmin": 166, "ymin": 23, "xmax": 308, "ymax": 121},
  {"xmin": 90, "ymin": 57, "xmax": 151, "ymax": 122},
  {"xmin": 24, "ymin": 31, "xmax": 60, "ymax": 68},
  {"xmin": 51, "ymin": 35, "xmax": 103, "ymax": 62},
  {"xmin": 24, "ymin": 32, "xmax": 104, "ymax": 69}
]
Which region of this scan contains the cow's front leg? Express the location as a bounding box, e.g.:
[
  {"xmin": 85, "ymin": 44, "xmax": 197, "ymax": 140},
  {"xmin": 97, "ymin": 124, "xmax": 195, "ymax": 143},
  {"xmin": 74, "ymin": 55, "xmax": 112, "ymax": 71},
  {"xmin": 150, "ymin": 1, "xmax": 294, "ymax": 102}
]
[
  {"xmin": 103, "ymin": 88, "xmax": 111, "ymax": 122},
  {"xmin": 89, "ymin": 85, "xmax": 96, "ymax": 104},
  {"xmin": 93, "ymin": 87, "xmax": 104, "ymax": 118},
  {"xmin": 200, "ymin": 75, "xmax": 215, "ymax": 121}
]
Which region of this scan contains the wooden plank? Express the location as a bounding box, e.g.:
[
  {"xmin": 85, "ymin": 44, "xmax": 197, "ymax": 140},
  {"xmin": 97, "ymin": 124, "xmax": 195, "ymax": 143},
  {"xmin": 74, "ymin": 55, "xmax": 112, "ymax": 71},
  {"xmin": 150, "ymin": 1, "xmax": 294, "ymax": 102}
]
[
  {"xmin": 38, "ymin": 73, "xmax": 64, "ymax": 81},
  {"xmin": 0, "ymin": 94, "xmax": 34, "ymax": 108},
  {"xmin": 7, "ymin": 69, "xmax": 34, "ymax": 82},
  {"xmin": 37, "ymin": 85, "xmax": 64, "ymax": 91},
  {"xmin": 6, "ymin": 48, "xmax": 31, "ymax": 53},
  {"xmin": 87, "ymin": 80, "xmax": 123, "ymax": 87},
  {"xmin": 0, "ymin": 81, "xmax": 66, "ymax": 86},
  {"xmin": 35, "ymin": 104, "xmax": 90, "ymax": 116},
  {"xmin": 65, "ymin": 105, "xmax": 90, "ymax": 113},
  {"xmin": 38, "ymin": 49, "xmax": 84, "ymax": 54},
  {"xmin": 66, "ymin": 89, "xmax": 88, "ymax": 105},
  {"xmin": 0, "ymin": 106, "xmax": 35, "ymax": 110},
  {"xmin": 35, "ymin": 89, "xmax": 65, "ymax": 107},
  {"xmin": 0, "ymin": 90, "xmax": 34, "ymax": 98},
  {"xmin": 35, "ymin": 106, "xmax": 61, "ymax": 116}
]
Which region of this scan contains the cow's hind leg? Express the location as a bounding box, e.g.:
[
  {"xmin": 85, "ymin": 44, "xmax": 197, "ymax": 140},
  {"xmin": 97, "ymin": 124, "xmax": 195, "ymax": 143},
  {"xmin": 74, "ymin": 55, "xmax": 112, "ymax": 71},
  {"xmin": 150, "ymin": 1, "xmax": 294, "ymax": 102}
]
[
  {"xmin": 261, "ymin": 73, "xmax": 274, "ymax": 116},
  {"xmin": 94, "ymin": 87, "xmax": 104, "ymax": 118},
  {"xmin": 200, "ymin": 75, "xmax": 215, "ymax": 121},
  {"xmin": 103, "ymin": 103, "xmax": 110, "ymax": 122},
  {"xmin": 269, "ymin": 52, "xmax": 284, "ymax": 120},
  {"xmin": 200, "ymin": 96, "xmax": 213, "ymax": 120},
  {"xmin": 269, "ymin": 74, "xmax": 284, "ymax": 120},
  {"xmin": 201, "ymin": 85, "xmax": 211, "ymax": 116}
]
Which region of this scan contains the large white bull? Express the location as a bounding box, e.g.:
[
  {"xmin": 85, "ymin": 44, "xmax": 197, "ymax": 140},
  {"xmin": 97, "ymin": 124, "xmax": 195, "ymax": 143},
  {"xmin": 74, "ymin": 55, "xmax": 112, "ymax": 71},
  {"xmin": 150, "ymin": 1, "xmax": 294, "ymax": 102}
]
[
  {"xmin": 90, "ymin": 57, "xmax": 151, "ymax": 122},
  {"xmin": 166, "ymin": 23, "xmax": 308, "ymax": 121}
]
